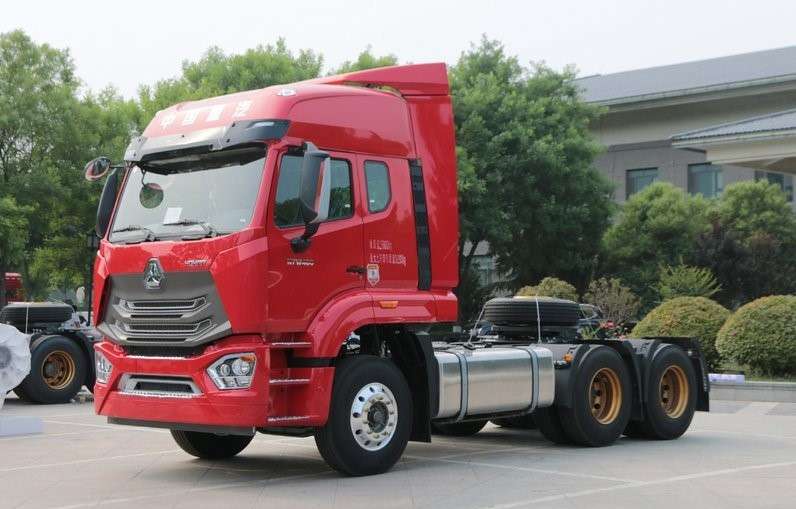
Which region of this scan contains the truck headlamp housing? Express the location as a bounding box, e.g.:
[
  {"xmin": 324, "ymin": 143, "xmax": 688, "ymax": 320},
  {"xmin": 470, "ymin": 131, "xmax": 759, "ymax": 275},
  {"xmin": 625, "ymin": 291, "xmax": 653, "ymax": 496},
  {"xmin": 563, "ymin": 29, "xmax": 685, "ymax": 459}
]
[
  {"xmin": 207, "ymin": 353, "xmax": 256, "ymax": 390},
  {"xmin": 95, "ymin": 351, "xmax": 113, "ymax": 384}
]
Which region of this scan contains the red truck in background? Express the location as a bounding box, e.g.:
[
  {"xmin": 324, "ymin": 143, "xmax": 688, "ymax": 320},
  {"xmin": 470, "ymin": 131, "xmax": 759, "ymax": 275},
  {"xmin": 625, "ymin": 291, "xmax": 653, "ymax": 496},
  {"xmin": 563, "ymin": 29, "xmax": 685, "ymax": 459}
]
[
  {"xmin": 85, "ymin": 63, "xmax": 709, "ymax": 476},
  {"xmin": 4, "ymin": 273, "xmax": 24, "ymax": 303}
]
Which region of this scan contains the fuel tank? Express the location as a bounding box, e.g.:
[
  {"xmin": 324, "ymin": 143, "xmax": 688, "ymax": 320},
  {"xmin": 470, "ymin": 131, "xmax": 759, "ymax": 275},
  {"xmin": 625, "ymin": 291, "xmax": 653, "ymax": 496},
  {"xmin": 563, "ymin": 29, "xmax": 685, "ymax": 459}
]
[{"xmin": 433, "ymin": 345, "xmax": 555, "ymax": 420}]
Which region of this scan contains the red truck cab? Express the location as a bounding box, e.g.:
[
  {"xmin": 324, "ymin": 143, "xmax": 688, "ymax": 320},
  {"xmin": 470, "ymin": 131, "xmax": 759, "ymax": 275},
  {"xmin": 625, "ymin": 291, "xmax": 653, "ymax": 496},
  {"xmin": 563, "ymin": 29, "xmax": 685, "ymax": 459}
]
[{"xmin": 90, "ymin": 64, "xmax": 458, "ymax": 473}]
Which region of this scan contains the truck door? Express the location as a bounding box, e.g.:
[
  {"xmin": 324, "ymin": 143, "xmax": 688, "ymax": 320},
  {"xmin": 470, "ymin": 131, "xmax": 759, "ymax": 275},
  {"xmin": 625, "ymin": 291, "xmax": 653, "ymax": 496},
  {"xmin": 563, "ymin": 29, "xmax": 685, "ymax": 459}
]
[
  {"xmin": 357, "ymin": 156, "xmax": 419, "ymax": 292},
  {"xmin": 267, "ymin": 150, "xmax": 365, "ymax": 331}
]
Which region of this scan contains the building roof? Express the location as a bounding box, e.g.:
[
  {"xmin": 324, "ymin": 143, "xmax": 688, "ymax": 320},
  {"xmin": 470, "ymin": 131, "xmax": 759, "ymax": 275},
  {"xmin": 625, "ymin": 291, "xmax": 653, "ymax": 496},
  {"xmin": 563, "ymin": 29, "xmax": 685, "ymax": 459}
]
[
  {"xmin": 672, "ymin": 108, "xmax": 796, "ymax": 143},
  {"xmin": 577, "ymin": 46, "xmax": 796, "ymax": 105}
]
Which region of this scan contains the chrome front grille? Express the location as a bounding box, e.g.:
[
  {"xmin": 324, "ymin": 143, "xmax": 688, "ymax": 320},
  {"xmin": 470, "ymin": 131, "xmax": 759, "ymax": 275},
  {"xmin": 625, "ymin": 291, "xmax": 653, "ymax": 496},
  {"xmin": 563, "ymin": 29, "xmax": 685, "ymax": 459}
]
[
  {"xmin": 120, "ymin": 319, "xmax": 212, "ymax": 338},
  {"xmin": 121, "ymin": 298, "xmax": 207, "ymax": 313},
  {"xmin": 99, "ymin": 270, "xmax": 231, "ymax": 348}
]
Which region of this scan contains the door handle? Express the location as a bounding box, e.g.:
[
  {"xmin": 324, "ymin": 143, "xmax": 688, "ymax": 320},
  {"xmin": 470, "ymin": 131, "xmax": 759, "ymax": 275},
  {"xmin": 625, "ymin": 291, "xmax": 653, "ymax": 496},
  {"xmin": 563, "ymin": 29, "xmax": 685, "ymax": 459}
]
[{"xmin": 347, "ymin": 265, "xmax": 366, "ymax": 275}]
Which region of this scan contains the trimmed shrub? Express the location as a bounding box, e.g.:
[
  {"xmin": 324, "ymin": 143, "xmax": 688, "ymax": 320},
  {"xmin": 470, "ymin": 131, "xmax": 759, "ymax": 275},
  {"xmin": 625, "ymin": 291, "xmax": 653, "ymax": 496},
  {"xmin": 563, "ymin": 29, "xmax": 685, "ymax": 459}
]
[
  {"xmin": 632, "ymin": 296, "xmax": 729, "ymax": 370},
  {"xmin": 516, "ymin": 277, "xmax": 578, "ymax": 302},
  {"xmin": 716, "ymin": 295, "xmax": 796, "ymax": 377}
]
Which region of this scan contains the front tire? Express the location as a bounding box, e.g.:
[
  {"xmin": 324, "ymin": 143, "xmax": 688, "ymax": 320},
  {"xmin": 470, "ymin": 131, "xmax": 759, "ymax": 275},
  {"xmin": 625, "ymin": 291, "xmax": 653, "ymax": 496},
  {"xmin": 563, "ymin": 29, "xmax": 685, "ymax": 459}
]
[
  {"xmin": 18, "ymin": 336, "xmax": 86, "ymax": 404},
  {"xmin": 170, "ymin": 430, "xmax": 253, "ymax": 459},
  {"xmin": 558, "ymin": 346, "xmax": 631, "ymax": 446},
  {"xmin": 315, "ymin": 355, "xmax": 412, "ymax": 476}
]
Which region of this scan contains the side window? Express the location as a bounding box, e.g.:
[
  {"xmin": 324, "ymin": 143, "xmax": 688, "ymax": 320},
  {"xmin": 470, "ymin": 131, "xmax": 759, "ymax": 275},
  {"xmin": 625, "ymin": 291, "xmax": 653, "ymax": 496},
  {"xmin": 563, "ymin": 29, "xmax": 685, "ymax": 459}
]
[
  {"xmin": 365, "ymin": 161, "xmax": 390, "ymax": 213},
  {"xmin": 274, "ymin": 154, "xmax": 353, "ymax": 228}
]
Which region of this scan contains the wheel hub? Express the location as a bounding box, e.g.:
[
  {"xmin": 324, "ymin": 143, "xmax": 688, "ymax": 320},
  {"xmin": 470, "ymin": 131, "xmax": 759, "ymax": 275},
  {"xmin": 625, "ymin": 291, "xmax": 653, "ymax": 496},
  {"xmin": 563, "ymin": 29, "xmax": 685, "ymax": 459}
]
[
  {"xmin": 349, "ymin": 383, "xmax": 398, "ymax": 451},
  {"xmin": 590, "ymin": 368, "xmax": 622, "ymax": 424},
  {"xmin": 659, "ymin": 365, "xmax": 688, "ymax": 419},
  {"xmin": 42, "ymin": 351, "xmax": 76, "ymax": 390}
]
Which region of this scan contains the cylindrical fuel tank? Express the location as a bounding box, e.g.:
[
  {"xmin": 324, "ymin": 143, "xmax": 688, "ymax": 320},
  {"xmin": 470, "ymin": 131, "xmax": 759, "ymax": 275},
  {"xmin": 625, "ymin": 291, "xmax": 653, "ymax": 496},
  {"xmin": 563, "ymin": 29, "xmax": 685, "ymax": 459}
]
[{"xmin": 433, "ymin": 345, "xmax": 555, "ymax": 420}]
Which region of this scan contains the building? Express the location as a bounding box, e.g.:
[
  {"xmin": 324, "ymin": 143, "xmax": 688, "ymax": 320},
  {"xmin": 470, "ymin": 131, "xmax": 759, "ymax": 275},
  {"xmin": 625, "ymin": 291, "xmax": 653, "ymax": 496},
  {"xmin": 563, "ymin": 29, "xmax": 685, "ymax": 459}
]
[{"xmin": 577, "ymin": 47, "xmax": 796, "ymax": 205}]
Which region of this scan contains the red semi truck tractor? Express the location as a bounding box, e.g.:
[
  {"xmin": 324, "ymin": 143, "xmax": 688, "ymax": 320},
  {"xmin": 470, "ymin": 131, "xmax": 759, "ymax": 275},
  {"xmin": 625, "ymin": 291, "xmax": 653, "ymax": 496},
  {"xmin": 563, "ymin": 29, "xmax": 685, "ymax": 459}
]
[{"xmin": 85, "ymin": 63, "xmax": 709, "ymax": 476}]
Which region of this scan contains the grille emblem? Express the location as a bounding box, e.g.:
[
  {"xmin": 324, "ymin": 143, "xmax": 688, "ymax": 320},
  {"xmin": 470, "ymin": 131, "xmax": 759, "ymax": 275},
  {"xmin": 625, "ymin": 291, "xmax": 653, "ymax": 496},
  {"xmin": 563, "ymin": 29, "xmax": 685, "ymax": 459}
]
[{"xmin": 144, "ymin": 258, "xmax": 165, "ymax": 290}]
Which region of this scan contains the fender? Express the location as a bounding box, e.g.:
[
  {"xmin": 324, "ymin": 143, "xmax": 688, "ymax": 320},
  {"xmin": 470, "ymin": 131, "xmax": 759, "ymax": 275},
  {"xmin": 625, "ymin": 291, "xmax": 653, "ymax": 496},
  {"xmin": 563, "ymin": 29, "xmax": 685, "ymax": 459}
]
[{"xmin": 295, "ymin": 289, "xmax": 440, "ymax": 359}]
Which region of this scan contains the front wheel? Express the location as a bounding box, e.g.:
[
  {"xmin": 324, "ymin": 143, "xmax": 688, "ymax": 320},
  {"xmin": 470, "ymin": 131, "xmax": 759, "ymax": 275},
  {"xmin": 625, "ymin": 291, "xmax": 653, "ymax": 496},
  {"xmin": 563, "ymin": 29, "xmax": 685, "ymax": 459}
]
[
  {"xmin": 315, "ymin": 355, "xmax": 412, "ymax": 476},
  {"xmin": 170, "ymin": 430, "xmax": 253, "ymax": 460}
]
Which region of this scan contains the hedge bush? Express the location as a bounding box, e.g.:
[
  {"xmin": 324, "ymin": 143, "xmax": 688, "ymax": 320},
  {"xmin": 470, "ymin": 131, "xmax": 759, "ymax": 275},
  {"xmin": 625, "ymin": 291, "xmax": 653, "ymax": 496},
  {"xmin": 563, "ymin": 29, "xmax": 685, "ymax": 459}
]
[
  {"xmin": 516, "ymin": 277, "xmax": 578, "ymax": 302},
  {"xmin": 632, "ymin": 296, "xmax": 729, "ymax": 370},
  {"xmin": 716, "ymin": 295, "xmax": 796, "ymax": 377}
]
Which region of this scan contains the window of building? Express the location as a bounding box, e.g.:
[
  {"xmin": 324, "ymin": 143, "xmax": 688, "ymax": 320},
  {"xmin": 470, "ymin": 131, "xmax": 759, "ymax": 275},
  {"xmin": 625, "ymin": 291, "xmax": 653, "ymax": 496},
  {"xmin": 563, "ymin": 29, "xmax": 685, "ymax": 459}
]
[
  {"xmin": 755, "ymin": 170, "xmax": 794, "ymax": 202},
  {"xmin": 274, "ymin": 154, "xmax": 353, "ymax": 227},
  {"xmin": 626, "ymin": 168, "xmax": 658, "ymax": 198},
  {"xmin": 688, "ymin": 163, "xmax": 724, "ymax": 198},
  {"xmin": 364, "ymin": 161, "xmax": 391, "ymax": 212}
]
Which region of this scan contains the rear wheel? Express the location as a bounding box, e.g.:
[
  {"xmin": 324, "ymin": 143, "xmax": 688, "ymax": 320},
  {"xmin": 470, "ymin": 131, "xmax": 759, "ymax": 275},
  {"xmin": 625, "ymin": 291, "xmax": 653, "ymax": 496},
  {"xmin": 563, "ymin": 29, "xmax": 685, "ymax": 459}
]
[
  {"xmin": 170, "ymin": 430, "xmax": 253, "ymax": 459},
  {"xmin": 315, "ymin": 355, "xmax": 412, "ymax": 476},
  {"xmin": 639, "ymin": 345, "xmax": 697, "ymax": 440},
  {"xmin": 431, "ymin": 419, "xmax": 487, "ymax": 436},
  {"xmin": 18, "ymin": 336, "xmax": 86, "ymax": 404},
  {"xmin": 558, "ymin": 346, "xmax": 631, "ymax": 446}
]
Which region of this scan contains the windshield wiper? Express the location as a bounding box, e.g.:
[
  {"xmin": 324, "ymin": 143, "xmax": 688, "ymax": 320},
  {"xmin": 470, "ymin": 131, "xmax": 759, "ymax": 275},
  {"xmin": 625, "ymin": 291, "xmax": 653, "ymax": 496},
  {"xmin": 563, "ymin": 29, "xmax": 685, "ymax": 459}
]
[
  {"xmin": 111, "ymin": 225, "xmax": 158, "ymax": 243},
  {"xmin": 163, "ymin": 219, "xmax": 218, "ymax": 239}
]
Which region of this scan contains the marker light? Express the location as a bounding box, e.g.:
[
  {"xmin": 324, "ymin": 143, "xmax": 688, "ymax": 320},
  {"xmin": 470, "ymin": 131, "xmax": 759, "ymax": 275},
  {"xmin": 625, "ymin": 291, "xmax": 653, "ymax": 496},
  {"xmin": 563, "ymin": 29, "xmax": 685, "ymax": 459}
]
[
  {"xmin": 207, "ymin": 353, "xmax": 256, "ymax": 390},
  {"xmin": 95, "ymin": 351, "xmax": 113, "ymax": 384}
]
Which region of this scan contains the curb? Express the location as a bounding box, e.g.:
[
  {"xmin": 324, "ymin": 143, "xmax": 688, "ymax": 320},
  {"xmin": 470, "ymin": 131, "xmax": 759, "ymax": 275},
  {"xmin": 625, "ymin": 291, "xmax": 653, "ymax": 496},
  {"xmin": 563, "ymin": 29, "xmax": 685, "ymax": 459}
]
[{"xmin": 710, "ymin": 381, "xmax": 796, "ymax": 403}]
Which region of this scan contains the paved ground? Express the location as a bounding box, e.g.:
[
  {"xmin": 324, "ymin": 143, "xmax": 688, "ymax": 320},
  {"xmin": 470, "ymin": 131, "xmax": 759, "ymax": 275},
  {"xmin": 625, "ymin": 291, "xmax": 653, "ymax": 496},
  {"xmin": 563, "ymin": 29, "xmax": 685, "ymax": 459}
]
[{"xmin": 2, "ymin": 392, "xmax": 796, "ymax": 509}]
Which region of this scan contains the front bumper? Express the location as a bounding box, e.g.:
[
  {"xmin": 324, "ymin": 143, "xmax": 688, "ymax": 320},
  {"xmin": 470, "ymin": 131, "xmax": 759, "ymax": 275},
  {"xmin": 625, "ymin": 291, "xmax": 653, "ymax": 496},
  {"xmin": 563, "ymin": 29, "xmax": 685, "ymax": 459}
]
[{"xmin": 93, "ymin": 336, "xmax": 333, "ymax": 429}]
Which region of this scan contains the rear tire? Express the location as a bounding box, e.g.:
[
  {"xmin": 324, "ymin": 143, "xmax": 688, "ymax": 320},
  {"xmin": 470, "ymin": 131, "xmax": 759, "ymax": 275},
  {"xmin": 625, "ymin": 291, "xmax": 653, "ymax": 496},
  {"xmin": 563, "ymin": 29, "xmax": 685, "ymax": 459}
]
[
  {"xmin": 431, "ymin": 420, "xmax": 487, "ymax": 436},
  {"xmin": 18, "ymin": 336, "xmax": 86, "ymax": 404},
  {"xmin": 558, "ymin": 346, "xmax": 631, "ymax": 447},
  {"xmin": 170, "ymin": 430, "xmax": 253, "ymax": 459},
  {"xmin": 315, "ymin": 355, "xmax": 412, "ymax": 476},
  {"xmin": 639, "ymin": 345, "xmax": 697, "ymax": 440}
]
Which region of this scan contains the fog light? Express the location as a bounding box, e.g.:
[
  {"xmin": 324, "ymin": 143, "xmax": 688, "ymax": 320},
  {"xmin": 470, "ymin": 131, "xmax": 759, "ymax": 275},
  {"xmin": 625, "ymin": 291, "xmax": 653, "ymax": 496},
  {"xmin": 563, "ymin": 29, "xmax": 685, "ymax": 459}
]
[
  {"xmin": 207, "ymin": 353, "xmax": 256, "ymax": 390},
  {"xmin": 95, "ymin": 351, "xmax": 113, "ymax": 384}
]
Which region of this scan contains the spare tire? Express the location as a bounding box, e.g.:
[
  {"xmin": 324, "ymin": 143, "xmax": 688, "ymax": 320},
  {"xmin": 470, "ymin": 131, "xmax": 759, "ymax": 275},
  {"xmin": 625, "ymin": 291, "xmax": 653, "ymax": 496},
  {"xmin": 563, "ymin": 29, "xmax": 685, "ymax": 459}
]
[
  {"xmin": 0, "ymin": 303, "xmax": 73, "ymax": 326},
  {"xmin": 482, "ymin": 297, "xmax": 581, "ymax": 327}
]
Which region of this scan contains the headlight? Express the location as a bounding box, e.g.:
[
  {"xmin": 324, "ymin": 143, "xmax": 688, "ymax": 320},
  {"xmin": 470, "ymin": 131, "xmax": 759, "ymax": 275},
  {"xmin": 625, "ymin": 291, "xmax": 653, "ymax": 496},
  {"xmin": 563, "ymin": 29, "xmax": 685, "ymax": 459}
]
[
  {"xmin": 207, "ymin": 353, "xmax": 256, "ymax": 390},
  {"xmin": 95, "ymin": 351, "xmax": 113, "ymax": 384}
]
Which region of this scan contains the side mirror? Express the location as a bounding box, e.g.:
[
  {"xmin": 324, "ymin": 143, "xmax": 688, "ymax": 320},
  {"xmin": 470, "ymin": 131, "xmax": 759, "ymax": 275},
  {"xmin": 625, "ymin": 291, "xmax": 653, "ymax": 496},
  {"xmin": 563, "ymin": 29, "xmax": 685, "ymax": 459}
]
[
  {"xmin": 96, "ymin": 169, "xmax": 120, "ymax": 238},
  {"xmin": 292, "ymin": 142, "xmax": 331, "ymax": 253},
  {"xmin": 84, "ymin": 157, "xmax": 112, "ymax": 181}
]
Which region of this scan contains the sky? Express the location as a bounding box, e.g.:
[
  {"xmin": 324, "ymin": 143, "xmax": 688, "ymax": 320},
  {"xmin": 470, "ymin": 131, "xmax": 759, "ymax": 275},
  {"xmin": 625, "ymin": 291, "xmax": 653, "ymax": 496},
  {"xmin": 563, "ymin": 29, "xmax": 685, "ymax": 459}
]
[{"xmin": 4, "ymin": 0, "xmax": 796, "ymax": 99}]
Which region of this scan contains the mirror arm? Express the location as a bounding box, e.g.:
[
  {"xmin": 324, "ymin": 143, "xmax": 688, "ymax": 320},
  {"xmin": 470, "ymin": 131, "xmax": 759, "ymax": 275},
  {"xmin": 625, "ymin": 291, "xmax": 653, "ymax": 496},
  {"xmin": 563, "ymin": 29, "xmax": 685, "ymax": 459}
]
[{"xmin": 290, "ymin": 223, "xmax": 319, "ymax": 253}]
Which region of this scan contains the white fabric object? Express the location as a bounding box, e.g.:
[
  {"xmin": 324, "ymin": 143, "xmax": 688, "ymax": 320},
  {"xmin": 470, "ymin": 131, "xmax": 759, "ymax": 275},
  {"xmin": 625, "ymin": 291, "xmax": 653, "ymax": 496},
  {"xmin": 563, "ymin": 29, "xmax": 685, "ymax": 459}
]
[{"xmin": 0, "ymin": 324, "xmax": 31, "ymax": 411}]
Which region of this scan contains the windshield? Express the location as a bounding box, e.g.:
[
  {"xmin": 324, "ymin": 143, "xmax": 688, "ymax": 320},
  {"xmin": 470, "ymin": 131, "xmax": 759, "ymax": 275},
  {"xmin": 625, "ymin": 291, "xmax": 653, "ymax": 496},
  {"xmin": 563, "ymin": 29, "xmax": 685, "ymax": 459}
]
[{"xmin": 109, "ymin": 148, "xmax": 266, "ymax": 243}]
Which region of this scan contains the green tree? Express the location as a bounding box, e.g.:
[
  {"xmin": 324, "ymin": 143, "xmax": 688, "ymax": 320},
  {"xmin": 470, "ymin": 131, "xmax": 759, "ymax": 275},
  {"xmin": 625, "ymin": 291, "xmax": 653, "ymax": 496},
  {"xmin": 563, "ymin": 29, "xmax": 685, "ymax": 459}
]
[
  {"xmin": 138, "ymin": 40, "xmax": 324, "ymax": 119},
  {"xmin": 582, "ymin": 277, "xmax": 641, "ymax": 326},
  {"xmin": 330, "ymin": 46, "xmax": 399, "ymax": 74},
  {"xmin": 0, "ymin": 30, "xmax": 83, "ymax": 299},
  {"xmin": 655, "ymin": 264, "xmax": 722, "ymax": 302},
  {"xmin": 602, "ymin": 182, "xmax": 709, "ymax": 308},
  {"xmin": 0, "ymin": 197, "xmax": 32, "ymax": 307},
  {"xmin": 690, "ymin": 181, "xmax": 796, "ymax": 307},
  {"xmin": 452, "ymin": 36, "xmax": 614, "ymax": 310}
]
